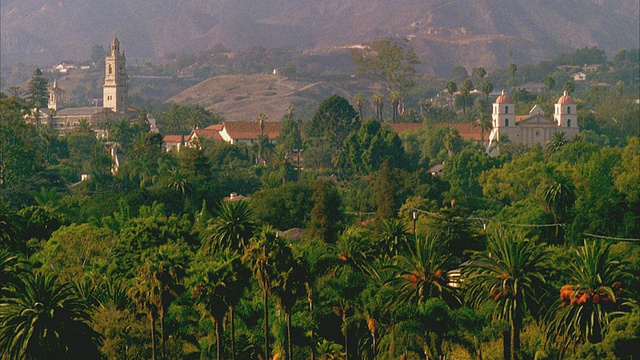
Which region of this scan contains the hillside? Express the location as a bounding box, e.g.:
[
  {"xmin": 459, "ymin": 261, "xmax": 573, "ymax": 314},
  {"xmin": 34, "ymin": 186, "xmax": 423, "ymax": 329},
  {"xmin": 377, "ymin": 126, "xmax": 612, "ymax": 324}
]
[
  {"xmin": 2, "ymin": 0, "xmax": 638, "ymax": 75},
  {"xmin": 166, "ymin": 73, "xmax": 376, "ymax": 121}
]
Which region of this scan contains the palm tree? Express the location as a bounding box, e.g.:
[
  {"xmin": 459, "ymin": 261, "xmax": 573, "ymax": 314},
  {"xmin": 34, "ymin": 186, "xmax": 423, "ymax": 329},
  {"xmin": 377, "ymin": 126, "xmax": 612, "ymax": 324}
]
[
  {"xmin": 0, "ymin": 272, "xmax": 104, "ymax": 360},
  {"xmin": 353, "ymin": 93, "xmax": 365, "ymax": 120},
  {"xmin": 543, "ymin": 131, "xmax": 568, "ymax": 160},
  {"xmin": 376, "ymin": 218, "xmax": 411, "ymax": 259},
  {"xmin": 509, "ymin": 63, "xmax": 518, "ymax": 102},
  {"xmin": 390, "ymin": 91, "xmax": 401, "ymax": 123},
  {"xmin": 129, "ymin": 263, "xmax": 160, "ymax": 360},
  {"xmin": 473, "ymin": 116, "xmax": 493, "ymax": 144},
  {"xmin": 201, "ymin": 200, "xmax": 256, "ymax": 254},
  {"xmin": 160, "ymin": 169, "xmax": 191, "ymax": 195},
  {"xmin": 272, "ymin": 253, "xmax": 307, "ymax": 360},
  {"xmin": 391, "ymin": 235, "xmax": 460, "ymax": 307},
  {"xmin": 334, "ymin": 227, "xmax": 374, "ymax": 276},
  {"xmin": 562, "ymin": 80, "xmax": 575, "ymax": 95},
  {"xmin": 243, "ymin": 226, "xmax": 287, "ymax": 358},
  {"xmin": 129, "ymin": 252, "xmax": 184, "ymax": 360},
  {"xmin": 541, "ymin": 170, "xmax": 575, "ymax": 243},
  {"xmin": 445, "ymin": 81, "xmax": 457, "ymax": 111},
  {"xmin": 551, "ymin": 240, "xmax": 626, "ymax": 350},
  {"xmin": 0, "ymin": 249, "xmax": 29, "ymax": 298},
  {"xmin": 191, "ymin": 251, "xmax": 251, "ymax": 360},
  {"xmin": 372, "ymin": 93, "xmax": 384, "ymax": 120},
  {"xmin": 543, "ymin": 75, "xmax": 556, "ymax": 108},
  {"xmin": 458, "ymin": 79, "xmax": 474, "ymax": 115},
  {"xmin": 474, "ymin": 67, "xmax": 487, "ymax": 81},
  {"xmin": 463, "ymin": 227, "xmax": 548, "ymax": 360}
]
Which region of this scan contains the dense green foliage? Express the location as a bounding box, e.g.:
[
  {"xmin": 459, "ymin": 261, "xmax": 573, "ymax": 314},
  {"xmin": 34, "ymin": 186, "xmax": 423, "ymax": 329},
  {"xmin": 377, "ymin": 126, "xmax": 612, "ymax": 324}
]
[{"xmin": 1, "ymin": 45, "xmax": 639, "ymax": 359}]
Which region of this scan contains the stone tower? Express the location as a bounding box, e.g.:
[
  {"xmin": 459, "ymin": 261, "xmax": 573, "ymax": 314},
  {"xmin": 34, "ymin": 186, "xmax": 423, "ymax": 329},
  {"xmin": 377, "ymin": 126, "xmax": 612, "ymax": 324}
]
[
  {"xmin": 491, "ymin": 90, "xmax": 515, "ymax": 139},
  {"xmin": 103, "ymin": 37, "xmax": 127, "ymax": 113},
  {"xmin": 48, "ymin": 80, "xmax": 65, "ymax": 111},
  {"xmin": 554, "ymin": 91, "xmax": 578, "ymax": 131}
]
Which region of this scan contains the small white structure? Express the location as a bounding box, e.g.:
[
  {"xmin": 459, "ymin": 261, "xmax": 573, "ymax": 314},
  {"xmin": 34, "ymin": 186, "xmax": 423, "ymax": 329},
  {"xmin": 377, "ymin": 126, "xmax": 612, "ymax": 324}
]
[{"xmin": 572, "ymin": 72, "xmax": 586, "ymax": 81}]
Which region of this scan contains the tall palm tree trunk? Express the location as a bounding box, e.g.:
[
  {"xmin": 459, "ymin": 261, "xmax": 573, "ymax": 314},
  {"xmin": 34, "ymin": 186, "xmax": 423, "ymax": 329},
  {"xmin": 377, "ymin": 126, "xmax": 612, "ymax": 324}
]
[
  {"xmin": 307, "ymin": 285, "xmax": 315, "ymax": 360},
  {"xmin": 160, "ymin": 313, "xmax": 166, "ymax": 360},
  {"xmin": 230, "ymin": 306, "xmax": 237, "ymax": 360},
  {"xmin": 264, "ymin": 286, "xmax": 270, "ymax": 359},
  {"xmin": 502, "ymin": 331, "xmax": 510, "ymax": 360},
  {"xmin": 511, "ymin": 320, "xmax": 520, "ymax": 360},
  {"xmin": 286, "ymin": 310, "xmax": 293, "ymax": 360},
  {"xmin": 342, "ymin": 312, "xmax": 349, "ymax": 360},
  {"xmin": 211, "ymin": 315, "xmax": 222, "ymax": 360},
  {"xmin": 149, "ymin": 312, "xmax": 157, "ymax": 360}
]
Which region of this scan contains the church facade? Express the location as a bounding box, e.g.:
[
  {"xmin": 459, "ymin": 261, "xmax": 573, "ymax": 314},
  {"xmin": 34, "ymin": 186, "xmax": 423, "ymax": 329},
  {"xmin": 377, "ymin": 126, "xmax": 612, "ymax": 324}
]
[
  {"xmin": 488, "ymin": 90, "xmax": 579, "ymax": 151},
  {"xmin": 26, "ymin": 37, "xmax": 128, "ymax": 135}
]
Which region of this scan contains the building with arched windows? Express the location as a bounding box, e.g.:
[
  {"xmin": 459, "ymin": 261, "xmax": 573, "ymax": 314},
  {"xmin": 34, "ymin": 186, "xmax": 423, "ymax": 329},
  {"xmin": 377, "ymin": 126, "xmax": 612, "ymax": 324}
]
[{"xmin": 488, "ymin": 90, "xmax": 579, "ymax": 151}]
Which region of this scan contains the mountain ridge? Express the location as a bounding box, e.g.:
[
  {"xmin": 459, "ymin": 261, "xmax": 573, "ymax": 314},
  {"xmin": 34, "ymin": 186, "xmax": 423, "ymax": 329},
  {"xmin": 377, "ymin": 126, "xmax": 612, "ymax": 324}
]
[{"xmin": 2, "ymin": 0, "xmax": 638, "ymax": 75}]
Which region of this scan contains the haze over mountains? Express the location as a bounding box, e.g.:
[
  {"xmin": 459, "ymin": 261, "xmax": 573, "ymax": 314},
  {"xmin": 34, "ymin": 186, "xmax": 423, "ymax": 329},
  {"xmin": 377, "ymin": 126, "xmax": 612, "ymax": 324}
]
[{"xmin": 1, "ymin": 0, "xmax": 638, "ymax": 75}]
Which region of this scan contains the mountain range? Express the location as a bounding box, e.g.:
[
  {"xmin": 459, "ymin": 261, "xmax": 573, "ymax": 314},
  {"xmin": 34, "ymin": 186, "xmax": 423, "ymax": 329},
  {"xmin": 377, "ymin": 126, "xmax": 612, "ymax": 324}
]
[{"xmin": 1, "ymin": 0, "xmax": 638, "ymax": 75}]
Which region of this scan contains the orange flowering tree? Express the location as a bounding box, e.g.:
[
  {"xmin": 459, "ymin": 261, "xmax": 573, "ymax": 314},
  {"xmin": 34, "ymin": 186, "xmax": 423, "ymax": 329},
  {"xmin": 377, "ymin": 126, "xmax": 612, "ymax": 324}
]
[
  {"xmin": 462, "ymin": 227, "xmax": 548, "ymax": 360},
  {"xmin": 551, "ymin": 240, "xmax": 627, "ymax": 348}
]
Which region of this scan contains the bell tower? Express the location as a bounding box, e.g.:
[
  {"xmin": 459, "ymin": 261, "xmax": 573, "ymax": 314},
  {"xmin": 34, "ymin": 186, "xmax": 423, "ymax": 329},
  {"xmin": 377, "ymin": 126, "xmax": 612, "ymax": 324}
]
[{"xmin": 103, "ymin": 37, "xmax": 127, "ymax": 113}]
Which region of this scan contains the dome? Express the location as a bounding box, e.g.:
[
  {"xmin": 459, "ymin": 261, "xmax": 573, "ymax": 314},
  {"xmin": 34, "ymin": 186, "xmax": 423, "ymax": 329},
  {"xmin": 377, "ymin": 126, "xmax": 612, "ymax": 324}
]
[
  {"xmin": 495, "ymin": 90, "xmax": 514, "ymax": 104},
  {"xmin": 557, "ymin": 91, "xmax": 575, "ymax": 104}
]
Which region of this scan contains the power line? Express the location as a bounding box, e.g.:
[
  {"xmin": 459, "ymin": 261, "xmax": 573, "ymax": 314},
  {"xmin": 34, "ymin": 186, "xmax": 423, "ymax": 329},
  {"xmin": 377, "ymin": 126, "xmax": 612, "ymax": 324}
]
[{"xmin": 583, "ymin": 233, "xmax": 640, "ymax": 242}]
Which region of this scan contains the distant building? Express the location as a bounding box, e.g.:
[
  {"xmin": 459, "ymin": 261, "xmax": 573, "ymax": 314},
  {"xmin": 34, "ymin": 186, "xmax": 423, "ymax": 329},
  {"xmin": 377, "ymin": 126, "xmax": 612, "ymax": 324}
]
[
  {"xmin": 572, "ymin": 72, "xmax": 587, "ymax": 81},
  {"xmin": 163, "ymin": 122, "xmax": 282, "ymax": 151},
  {"xmin": 488, "ymin": 90, "xmax": 579, "ymax": 151},
  {"xmin": 26, "ymin": 37, "xmax": 129, "ymax": 135}
]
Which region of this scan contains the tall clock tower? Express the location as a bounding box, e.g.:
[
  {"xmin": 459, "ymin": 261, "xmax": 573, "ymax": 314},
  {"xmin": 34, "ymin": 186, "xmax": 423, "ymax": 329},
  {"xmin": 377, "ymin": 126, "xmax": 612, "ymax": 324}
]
[{"xmin": 103, "ymin": 37, "xmax": 127, "ymax": 113}]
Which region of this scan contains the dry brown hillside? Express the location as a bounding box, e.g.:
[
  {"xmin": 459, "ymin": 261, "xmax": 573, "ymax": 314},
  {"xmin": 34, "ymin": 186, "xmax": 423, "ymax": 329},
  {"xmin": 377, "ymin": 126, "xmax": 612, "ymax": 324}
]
[{"xmin": 166, "ymin": 73, "xmax": 373, "ymax": 121}]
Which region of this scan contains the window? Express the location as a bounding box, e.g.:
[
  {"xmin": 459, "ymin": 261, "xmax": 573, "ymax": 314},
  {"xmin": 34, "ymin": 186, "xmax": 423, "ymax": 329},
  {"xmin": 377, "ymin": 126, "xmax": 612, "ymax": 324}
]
[
  {"xmin": 567, "ymin": 119, "xmax": 571, "ymax": 127},
  {"xmin": 505, "ymin": 106, "xmax": 509, "ymax": 114},
  {"xmin": 108, "ymin": 64, "xmax": 112, "ymax": 75},
  {"xmin": 505, "ymin": 118, "xmax": 509, "ymax": 127},
  {"xmin": 567, "ymin": 106, "xmax": 570, "ymax": 114}
]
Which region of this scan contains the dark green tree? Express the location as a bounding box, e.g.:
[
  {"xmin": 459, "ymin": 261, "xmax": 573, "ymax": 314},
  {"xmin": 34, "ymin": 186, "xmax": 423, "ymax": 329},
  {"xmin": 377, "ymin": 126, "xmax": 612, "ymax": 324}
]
[
  {"xmin": 336, "ymin": 119, "xmax": 406, "ymax": 177},
  {"xmin": 0, "ymin": 272, "xmax": 104, "ymax": 360},
  {"xmin": 304, "ymin": 95, "xmax": 359, "ymax": 169},
  {"xmin": 351, "ymin": 37, "xmax": 420, "ymax": 95},
  {"xmin": 308, "ymin": 180, "xmax": 344, "ymax": 243},
  {"xmin": 26, "ymin": 68, "xmax": 48, "ymax": 109}
]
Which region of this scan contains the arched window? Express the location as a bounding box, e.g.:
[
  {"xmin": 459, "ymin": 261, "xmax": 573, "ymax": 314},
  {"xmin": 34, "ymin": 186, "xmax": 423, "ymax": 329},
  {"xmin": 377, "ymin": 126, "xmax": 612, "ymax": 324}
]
[
  {"xmin": 108, "ymin": 64, "xmax": 112, "ymax": 75},
  {"xmin": 567, "ymin": 119, "xmax": 571, "ymax": 127},
  {"xmin": 567, "ymin": 106, "xmax": 570, "ymax": 114},
  {"xmin": 505, "ymin": 118, "xmax": 509, "ymax": 127},
  {"xmin": 505, "ymin": 106, "xmax": 509, "ymax": 114}
]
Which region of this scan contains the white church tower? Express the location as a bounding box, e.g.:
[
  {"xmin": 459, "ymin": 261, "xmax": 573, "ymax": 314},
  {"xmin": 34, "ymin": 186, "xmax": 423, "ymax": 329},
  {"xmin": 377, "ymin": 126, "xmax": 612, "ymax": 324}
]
[
  {"xmin": 491, "ymin": 90, "xmax": 515, "ymax": 138},
  {"xmin": 48, "ymin": 80, "xmax": 65, "ymax": 111},
  {"xmin": 554, "ymin": 91, "xmax": 578, "ymax": 131},
  {"xmin": 103, "ymin": 37, "xmax": 127, "ymax": 113}
]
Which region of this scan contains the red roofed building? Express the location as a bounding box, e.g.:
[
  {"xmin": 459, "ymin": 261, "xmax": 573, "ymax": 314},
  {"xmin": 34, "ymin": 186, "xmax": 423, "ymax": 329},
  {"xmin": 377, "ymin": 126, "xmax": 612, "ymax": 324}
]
[
  {"xmin": 433, "ymin": 123, "xmax": 483, "ymax": 142},
  {"xmin": 163, "ymin": 134, "xmax": 184, "ymax": 152},
  {"xmin": 219, "ymin": 121, "xmax": 281, "ymax": 145},
  {"xmin": 189, "ymin": 124, "xmax": 224, "ymax": 143}
]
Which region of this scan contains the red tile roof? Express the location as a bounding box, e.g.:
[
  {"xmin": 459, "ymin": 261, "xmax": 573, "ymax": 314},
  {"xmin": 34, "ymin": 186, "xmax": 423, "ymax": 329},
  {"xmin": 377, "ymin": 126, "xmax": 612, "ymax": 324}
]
[
  {"xmin": 163, "ymin": 134, "xmax": 183, "ymax": 143},
  {"xmin": 433, "ymin": 123, "xmax": 483, "ymax": 141},
  {"xmin": 388, "ymin": 123, "xmax": 424, "ymax": 133},
  {"xmin": 557, "ymin": 91, "xmax": 575, "ymax": 104},
  {"xmin": 192, "ymin": 128, "xmax": 223, "ymax": 141},
  {"xmin": 223, "ymin": 121, "xmax": 281, "ymax": 140},
  {"xmin": 205, "ymin": 124, "xmax": 223, "ymax": 131},
  {"xmin": 495, "ymin": 90, "xmax": 514, "ymax": 104}
]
